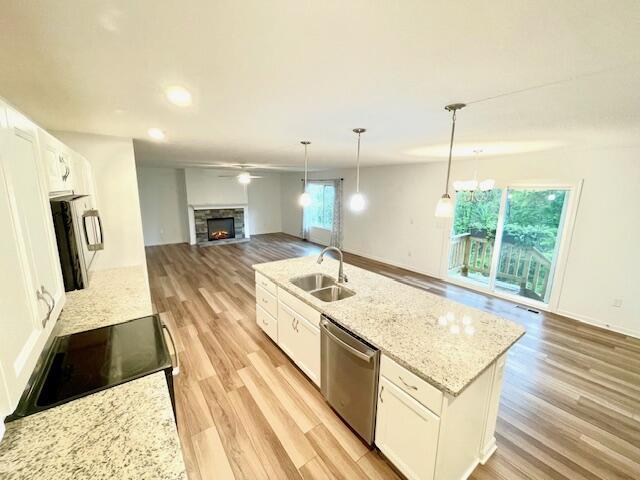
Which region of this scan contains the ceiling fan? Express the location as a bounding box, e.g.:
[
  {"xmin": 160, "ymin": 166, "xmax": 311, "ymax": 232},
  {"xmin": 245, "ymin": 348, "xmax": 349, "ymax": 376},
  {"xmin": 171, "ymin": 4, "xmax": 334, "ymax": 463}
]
[{"xmin": 218, "ymin": 165, "xmax": 264, "ymax": 184}]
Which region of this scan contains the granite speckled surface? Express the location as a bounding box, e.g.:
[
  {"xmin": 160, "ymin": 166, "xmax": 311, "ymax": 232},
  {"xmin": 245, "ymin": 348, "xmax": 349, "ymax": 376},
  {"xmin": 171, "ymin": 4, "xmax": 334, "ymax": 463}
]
[
  {"xmin": 0, "ymin": 264, "xmax": 186, "ymax": 479},
  {"xmin": 254, "ymin": 256, "xmax": 526, "ymax": 396},
  {"xmin": 54, "ymin": 265, "xmax": 153, "ymax": 336},
  {"xmin": 0, "ymin": 373, "xmax": 186, "ymax": 480}
]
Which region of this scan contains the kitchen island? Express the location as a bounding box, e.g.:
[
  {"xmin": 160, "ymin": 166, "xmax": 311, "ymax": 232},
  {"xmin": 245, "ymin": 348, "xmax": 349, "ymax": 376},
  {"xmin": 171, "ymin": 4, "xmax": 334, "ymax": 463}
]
[{"xmin": 254, "ymin": 255, "xmax": 525, "ymax": 480}]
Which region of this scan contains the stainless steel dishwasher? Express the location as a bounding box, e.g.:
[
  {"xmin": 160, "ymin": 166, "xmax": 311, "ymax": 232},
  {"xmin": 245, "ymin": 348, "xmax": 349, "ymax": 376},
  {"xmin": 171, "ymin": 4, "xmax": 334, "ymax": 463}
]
[{"xmin": 320, "ymin": 315, "xmax": 380, "ymax": 445}]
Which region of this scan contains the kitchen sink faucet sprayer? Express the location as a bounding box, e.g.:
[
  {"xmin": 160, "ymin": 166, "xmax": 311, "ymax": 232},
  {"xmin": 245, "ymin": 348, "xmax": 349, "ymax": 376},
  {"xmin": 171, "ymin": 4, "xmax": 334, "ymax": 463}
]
[{"xmin": 317, "ymin": 246, "xmax": 348, "ymax": 283}]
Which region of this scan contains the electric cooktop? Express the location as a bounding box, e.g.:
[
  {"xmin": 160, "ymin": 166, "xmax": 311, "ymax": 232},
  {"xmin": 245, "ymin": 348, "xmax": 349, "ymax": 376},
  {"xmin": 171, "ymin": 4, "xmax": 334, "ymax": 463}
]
[{"xmin": 8, "ymin": 315, "xmax": 173, "ymax": 420}]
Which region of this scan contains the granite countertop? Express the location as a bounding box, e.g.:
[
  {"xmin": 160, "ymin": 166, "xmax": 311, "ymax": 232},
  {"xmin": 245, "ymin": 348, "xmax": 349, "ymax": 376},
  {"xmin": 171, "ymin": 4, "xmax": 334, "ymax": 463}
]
[
  {"xmin": 0, "ymin": 373, "xmax": 186, "ymax": 480},
  {"xmin": 254, "ymin": 256, "xmax": 526, "ymax": 396},
  {"xmin": 55, "ymin": 265, "xmax": 153, "ymax": 336},
  {"xmin": 0, "ymin": 264, "xmax": 186, "ymax": 479}
]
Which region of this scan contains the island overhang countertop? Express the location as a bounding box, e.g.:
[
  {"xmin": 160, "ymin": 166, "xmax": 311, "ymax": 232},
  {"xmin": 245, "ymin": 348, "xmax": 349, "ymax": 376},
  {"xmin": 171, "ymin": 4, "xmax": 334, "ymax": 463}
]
[{"xmin": 253, "ymin": 255, "xmax": 526, "ymax": 396}]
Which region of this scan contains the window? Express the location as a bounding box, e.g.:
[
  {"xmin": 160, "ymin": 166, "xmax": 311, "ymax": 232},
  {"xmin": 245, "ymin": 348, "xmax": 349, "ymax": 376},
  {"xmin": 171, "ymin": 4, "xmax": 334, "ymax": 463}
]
[
  {"xmin": 448, "ymin": 187, "xmax": 569, "ymax": 304},
  {"xmin": 304, "ymin": 182, "xmax": 335, "ymax": 230}
]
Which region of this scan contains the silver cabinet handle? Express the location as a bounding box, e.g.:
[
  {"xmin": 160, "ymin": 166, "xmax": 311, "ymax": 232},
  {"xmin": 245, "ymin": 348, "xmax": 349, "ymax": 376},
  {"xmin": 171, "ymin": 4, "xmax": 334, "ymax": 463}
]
[
  {"xmin": 379, "ymin": 385, "xmax": 384, "ymax": 403},
  {"xmin": 36, "ymin": 286, "xmax": 54, "ymax": 328},
  {"xmin": 162, "ymin": 322, "xmax": 180, "ymax": 376},
  {"xmin": 59, "ymin": 156, "xmax": 70, "ymax": 182},
  {"xmin": 398, "ymin": 376, "xmax": 418, "ymax": 391},
  {"xmin": 294, "ymin": 318, "xmax": 299, "ymax": 332}
]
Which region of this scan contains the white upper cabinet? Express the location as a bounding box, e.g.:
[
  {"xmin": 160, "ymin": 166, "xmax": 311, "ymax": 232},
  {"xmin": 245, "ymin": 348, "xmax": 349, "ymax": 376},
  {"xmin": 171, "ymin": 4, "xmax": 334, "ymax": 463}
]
[
  {"xmin": 71, "ymin": 152, "xmax": 95, "ymax": 197},
  {"xmin": 0, "ymin": 103, "xmax": 65, "ymax": 418},
  {"xmin": 38, "ymin": 129, "xmax": 74, "ymax": 193}
]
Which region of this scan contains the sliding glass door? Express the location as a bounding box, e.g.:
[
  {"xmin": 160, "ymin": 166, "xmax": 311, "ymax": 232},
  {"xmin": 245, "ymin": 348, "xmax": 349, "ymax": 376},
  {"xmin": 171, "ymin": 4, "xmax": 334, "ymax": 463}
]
[{"xmin": 447, "ymin": 186, "xmax": 570, "ymax": 305}]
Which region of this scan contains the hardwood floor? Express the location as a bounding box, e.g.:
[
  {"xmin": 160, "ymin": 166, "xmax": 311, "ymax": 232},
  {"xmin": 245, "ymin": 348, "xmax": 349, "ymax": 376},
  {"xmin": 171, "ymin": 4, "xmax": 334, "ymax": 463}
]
[{"xmin": 146, "ymin": 233, "xmax": 640, "ymax": 480}]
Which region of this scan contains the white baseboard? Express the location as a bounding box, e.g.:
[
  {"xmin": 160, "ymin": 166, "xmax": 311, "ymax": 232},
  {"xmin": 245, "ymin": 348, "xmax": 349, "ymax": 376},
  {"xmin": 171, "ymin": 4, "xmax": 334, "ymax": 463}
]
[
  {"xmin": 556, "ymin": 308, "xmax": 640, "ymax": 339},
  {"xmin": 479, "ymin": 440, "xmax": 497, "ymax": 465}
]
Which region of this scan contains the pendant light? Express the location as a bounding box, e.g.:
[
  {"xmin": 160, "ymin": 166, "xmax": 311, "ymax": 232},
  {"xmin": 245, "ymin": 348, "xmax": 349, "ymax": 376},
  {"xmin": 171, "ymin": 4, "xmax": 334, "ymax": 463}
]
[
  {"xmin": 298, "ymin": 141, "xmax": 312, "ymax": 207},
  {"xmin": 350, "ymin": 128, "xmax": 367, "ymax": 212},
  {"xmin": 435, "ymin": 103, "xmax": 465, "ymax": 218}
]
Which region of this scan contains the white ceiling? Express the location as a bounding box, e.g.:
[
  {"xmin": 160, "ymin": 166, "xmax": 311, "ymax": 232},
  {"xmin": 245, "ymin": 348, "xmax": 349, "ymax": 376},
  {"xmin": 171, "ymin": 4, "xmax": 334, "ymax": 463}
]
[{"xmin": 1, "ymin": 0, "xmax": 639, "ymax": 170}]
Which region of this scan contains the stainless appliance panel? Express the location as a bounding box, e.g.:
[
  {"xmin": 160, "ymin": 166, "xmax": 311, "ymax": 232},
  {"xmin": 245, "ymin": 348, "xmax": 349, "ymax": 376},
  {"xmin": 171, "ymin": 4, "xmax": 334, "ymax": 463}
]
[
  {"xmin": 321, "ymin": 316, "xmax": 380, "ymax": 445},
  {"xmin": 51, "ymin": 195, "xmax": 103, "ymax": 291}
]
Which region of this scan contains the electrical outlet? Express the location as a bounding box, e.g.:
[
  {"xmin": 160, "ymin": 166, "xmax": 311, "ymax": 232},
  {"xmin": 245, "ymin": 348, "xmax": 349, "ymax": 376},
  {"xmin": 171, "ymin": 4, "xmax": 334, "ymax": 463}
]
[{"xmin": 612, "ymin": 298, "xmax": 623, "ymax": 308}]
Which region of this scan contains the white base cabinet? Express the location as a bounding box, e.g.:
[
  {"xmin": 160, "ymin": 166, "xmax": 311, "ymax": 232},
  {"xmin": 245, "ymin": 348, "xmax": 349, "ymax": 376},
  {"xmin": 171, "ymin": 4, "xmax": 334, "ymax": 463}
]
[
  {"xmin": 254, "ymin": 272, "xmax": 320, "ymax": 387},
  {"xmin": 376, "ymin": 354, "xmax": 505, "ymax": 480},
  {"xmin": 376, "ymin": 376, "xmax": 440, "ymax": 480}
]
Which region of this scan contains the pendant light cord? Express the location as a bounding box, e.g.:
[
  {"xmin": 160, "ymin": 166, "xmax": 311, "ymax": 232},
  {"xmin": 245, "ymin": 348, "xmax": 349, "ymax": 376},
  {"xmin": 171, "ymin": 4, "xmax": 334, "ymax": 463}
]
[
  {"xmin": 356, "ymin": 131, "xmax": 361, "ymax": 193},
  {"xmin": 445, "ymin": 109, "xmax": 457, "ymax": 195},
  {"xmin": 304, "ymin": 143, "xmax": 308, "ymax": 189}
]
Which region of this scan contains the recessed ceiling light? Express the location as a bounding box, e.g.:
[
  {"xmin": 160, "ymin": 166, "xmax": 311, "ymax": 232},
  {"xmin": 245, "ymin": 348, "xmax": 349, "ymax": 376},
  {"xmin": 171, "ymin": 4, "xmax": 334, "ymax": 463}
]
[
  {"xmin": 165, "ymin": 86, "xmax": 192, "ymax": 107},
  {"xmin": 148, "ymin": 128, "xmax": 165, "ymax": 141}
]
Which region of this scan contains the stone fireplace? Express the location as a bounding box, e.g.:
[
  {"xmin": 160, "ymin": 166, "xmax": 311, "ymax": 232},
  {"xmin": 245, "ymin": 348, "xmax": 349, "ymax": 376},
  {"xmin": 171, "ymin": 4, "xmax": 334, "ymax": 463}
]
[{"xmin": 191, "ymin": 206, "xmax": 249, "ymax": 245}]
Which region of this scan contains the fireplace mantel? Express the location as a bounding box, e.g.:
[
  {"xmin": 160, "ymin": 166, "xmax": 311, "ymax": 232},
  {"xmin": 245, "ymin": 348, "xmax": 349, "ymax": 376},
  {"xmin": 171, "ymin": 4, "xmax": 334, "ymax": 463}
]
[{"xmin": 187, "ymin": 204, "xmax": 250, "ymax": 245}]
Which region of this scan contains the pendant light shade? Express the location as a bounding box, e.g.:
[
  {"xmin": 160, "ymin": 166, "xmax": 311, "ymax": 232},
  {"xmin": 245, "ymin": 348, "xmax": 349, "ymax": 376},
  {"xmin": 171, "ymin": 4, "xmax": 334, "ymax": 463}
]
[
  {"xmin": 298, "ymin": 141, "xmax": 312, "ymax": 207},
  {"xmin": 349, "ymin": 192, "xmax": 366, "ymax": 212},
  {"xmin": 350, "ymin": 128, "xmax": 367, "ymax": 213},
  {"xmin": 435, "ymin": 194, "xmax": 454, "ymax": 217},
  {"xmin": 435, "ymin": 103, "xmax": 466, "ymax": 218}
]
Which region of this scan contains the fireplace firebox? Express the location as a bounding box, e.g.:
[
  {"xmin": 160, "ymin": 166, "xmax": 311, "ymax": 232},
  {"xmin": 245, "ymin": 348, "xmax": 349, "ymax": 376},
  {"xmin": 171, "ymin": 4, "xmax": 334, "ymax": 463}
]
[{"xmin": 207, "ymin": 217, "xmax": 235, "ymax": 241}]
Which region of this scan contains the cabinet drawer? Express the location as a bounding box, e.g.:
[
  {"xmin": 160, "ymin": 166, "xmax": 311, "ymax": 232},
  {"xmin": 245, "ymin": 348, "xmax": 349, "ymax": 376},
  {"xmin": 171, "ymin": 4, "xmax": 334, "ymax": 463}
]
[
  {"xmin": 256, "ymin": 305, "xmax": 278, "ymax": 342},
  {"xmin": 256, "ymin": 285, "xmax": 277, "ymax": 318},
  {"xmin": 255, "ymin": 272, "xmax": 277, "ymax": 296},
  {"xmin": 381, "ymin": 355, "xmax": 443, "ymax": 416},
  {"xmin": 278, "ymin": 287, "xmax": 321, "ymax": 327}
]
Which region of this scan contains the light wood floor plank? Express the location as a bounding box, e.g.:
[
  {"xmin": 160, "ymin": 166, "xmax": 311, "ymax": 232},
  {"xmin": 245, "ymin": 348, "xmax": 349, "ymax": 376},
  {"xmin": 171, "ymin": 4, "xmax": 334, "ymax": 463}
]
[
  {"xmin": 237, "ymin": 365, "xmax": 317, "ymax": 468},
  {"xmin": 192, "ymin": 426, "xmax": 235, "ymax": 480}
]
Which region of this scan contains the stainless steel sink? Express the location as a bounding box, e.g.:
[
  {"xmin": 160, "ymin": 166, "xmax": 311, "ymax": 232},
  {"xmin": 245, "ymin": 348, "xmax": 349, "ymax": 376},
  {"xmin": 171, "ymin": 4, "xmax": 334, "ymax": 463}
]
[
  {"xmin": 290, "ymin": 273, "xmax": 336, "ymax": 292},
  {"xmin": 310, "ymin": 285, "xmax": 355, "ymax": 302},
  {"xmin": 290, "ymin": 273, "xmax": 355, "ymax": 302}
]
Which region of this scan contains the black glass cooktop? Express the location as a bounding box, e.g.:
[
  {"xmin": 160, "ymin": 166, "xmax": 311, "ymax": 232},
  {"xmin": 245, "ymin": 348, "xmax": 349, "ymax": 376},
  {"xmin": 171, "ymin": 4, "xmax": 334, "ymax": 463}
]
[{"xmin": 8, "ymin": 315, "xmax": 172, "ymax": 419}]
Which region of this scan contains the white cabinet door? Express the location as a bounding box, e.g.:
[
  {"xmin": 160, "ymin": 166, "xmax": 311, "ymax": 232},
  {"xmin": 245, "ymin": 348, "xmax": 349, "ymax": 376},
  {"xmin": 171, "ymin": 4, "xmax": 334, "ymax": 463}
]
[
  {"xmin": 38, "ymin": 129, "xmax": 73, "ymax": 193},
  {"xmin": 0, "ymin": 107, "xmax": 65, "ymax": 415},
  {"xmin": 277, "ymin": 301, "xmax": 298, "ymax": 360},
  {"xmin": 292, "ymin": 314, "xmax": 320, "ymax": 386},
  {"xmin": 376, "ymin": 377, "xmax": 440, "ymax": 480},
  {"xmin": 276, "ymin": 301, "xmax": 320, "ymax": 386},
  {"xmin": 71, "ymin": 152, "xmax": 94, "ymax": 196}
]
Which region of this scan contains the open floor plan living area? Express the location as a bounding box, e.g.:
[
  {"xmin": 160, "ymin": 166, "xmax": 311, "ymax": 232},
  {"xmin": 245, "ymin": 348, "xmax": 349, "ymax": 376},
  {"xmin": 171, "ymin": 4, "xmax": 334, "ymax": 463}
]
[{"xmin": 0, "ymin": 2, "xmax": 639, "ymax": 480}]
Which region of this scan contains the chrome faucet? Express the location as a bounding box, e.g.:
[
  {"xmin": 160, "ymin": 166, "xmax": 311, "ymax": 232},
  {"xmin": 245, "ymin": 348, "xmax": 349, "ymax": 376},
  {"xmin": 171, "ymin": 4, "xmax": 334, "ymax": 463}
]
[{"xmin": 317, "ymin": 246, "xmax": 348, "ymax": 283}]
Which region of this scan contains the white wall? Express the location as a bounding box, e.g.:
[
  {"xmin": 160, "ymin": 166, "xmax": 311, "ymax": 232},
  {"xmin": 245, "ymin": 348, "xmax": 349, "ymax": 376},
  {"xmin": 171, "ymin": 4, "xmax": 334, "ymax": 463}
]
[
  {"xmin": 185, "ymin": 168, "xmax": 248, "ymax": 206},
  {"xmin": 53, "ymin": 131, "xmax": 147, "ymax": 271},
  {"xmin": 136, "ymin": 167, "xmax": 188, "ymax": 246},
  {"xmin": 246, "ymin": 172, "xmax": 283, "ymax": 235},
  {"xmin": 281, "ymin": 147, "xmax": 640, "ymax": 338}
]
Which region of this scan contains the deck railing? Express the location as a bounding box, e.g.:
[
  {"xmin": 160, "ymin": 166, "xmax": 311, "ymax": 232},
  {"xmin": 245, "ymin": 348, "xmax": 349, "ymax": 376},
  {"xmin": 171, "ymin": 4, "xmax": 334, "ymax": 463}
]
[{"xmin": 449, "ymin": 233, "xmax": 552, "ymax": 299}]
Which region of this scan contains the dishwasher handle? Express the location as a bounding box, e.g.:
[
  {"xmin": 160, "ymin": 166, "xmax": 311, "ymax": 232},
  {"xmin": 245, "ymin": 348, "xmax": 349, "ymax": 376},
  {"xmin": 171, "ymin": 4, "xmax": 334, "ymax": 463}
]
[{"xmin": 320, "ymin": 319, "xmax": 376, "ymax": 363}]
